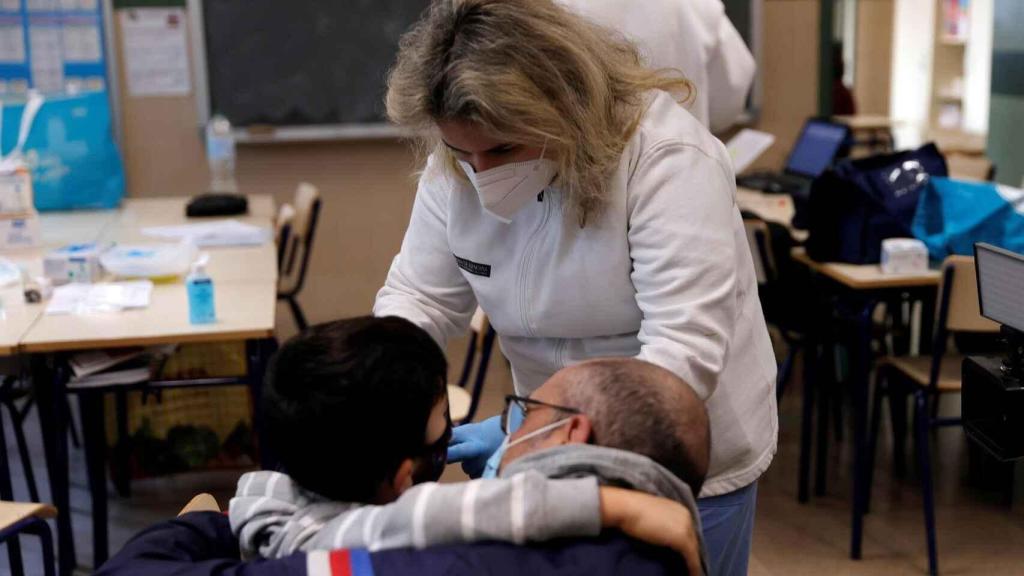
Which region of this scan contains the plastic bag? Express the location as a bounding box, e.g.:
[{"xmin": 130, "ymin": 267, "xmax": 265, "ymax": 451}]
[
  {"xmin": 911, "ymin": 177, "xmax": 1024, "ymax": 260},
  {"xmin": 101, "ymin": 243, "xmax": 198, "ymax": 279}
]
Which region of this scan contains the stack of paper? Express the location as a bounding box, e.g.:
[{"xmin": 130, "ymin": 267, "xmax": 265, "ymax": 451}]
[
  {"xmin": 67, "ymin": 344, "xmax": 177, "ymax": 389},
  {"xmin": 45, "ymin": 281, "xmax": 154, "ymax": 315},
  {"xmin": 726, "ymin": 129, "xmax": 776, "ymax": 174},
  {"xmin": 142, "ymin": 220, "xmax": 270, "ymax": 247}
]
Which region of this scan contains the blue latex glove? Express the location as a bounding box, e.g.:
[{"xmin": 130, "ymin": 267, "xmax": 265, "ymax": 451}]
[{"xmin": 447, "ymin": 415, "xmax": 505, "ymax": 478}]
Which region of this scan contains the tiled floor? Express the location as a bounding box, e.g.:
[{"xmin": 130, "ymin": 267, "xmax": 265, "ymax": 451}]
[{"xmin": 4, "ymin": 336, "xmax": 1024, "ymax": 575}]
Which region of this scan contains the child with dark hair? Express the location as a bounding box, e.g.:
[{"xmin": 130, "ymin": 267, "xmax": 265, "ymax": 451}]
[
  {"xmin": 231, "ymin": 317, "xmax": 700, "ymax": 571},
  {"xmin": 261, "ymin": 315, "xmax": 452, "ymax": 503}
]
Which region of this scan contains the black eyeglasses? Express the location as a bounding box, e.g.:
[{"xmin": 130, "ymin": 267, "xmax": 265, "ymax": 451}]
[{"xmin": 501, "ymin": 394, "xmax": 582, "ymax": 434}]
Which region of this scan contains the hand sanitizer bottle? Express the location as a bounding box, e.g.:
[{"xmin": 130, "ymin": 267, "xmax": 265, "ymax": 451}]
[{"xmin": 187, "ymin": 253, "xmax": 216, "ymax": 324}]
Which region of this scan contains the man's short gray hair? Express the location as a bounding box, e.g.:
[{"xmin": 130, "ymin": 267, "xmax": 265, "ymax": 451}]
[{"xmin": 560, "ymin": 358, "xmax": 710, "ymax": 495}]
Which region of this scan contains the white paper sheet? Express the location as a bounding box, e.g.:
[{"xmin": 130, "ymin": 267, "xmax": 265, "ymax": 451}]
[
  {"xmin": 28, "ymin": 24, "xmax": 64, "ymax": 93},
  {"xmin": 120, "ymin": 8, "xmax": 191, "ymax": 97},
  {"xmin": 142, "ymin": 220, "xmax": 271, "ymax": 247},
  {"xmin": 0, "ymin": 25, "xmax": 25, "ymax": 64},
  {"xmin": 46, "ymin": 280, "xmax": 154, "ymax": 315},
  {"xmin": 62, "ymin": 23, "xmax": 101, "ymax": 63},
  {"xmin": 726, "ymin": 129, "xmax": 776, "ymax": 175}
]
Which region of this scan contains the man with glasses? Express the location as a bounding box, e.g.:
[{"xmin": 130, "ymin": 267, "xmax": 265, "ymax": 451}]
[{"xmin": 102, "ymin": 356, "xmax": 710, "ymax": 576}]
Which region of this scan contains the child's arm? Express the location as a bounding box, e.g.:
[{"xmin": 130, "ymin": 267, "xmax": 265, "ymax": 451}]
[{"xmin": 306, "ymin": 471, "xmax": 600, "ymax": 552}]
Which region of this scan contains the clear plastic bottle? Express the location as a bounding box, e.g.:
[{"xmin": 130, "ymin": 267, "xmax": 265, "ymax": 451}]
[
  {"xmin": 186, "ymin": 253, "xmax": 216, "ymax": 325},
  {"xmin": 205, "ymin": 114, "xmax": 237, "ymax": 193}
]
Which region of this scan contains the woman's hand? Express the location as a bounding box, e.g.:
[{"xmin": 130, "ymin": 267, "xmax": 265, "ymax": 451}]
[
  {"xmin": 447, "ymin": 415, "xmax": 505, "ymax": 478},
  {"xmin": 599, "ymin": 487, "xmax": 703, "ymax": 576}
]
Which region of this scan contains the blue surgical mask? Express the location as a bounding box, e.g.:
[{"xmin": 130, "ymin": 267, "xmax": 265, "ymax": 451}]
[{"xmin": 481, "ymin": 417, "xmax": 573, "ymax": 478}]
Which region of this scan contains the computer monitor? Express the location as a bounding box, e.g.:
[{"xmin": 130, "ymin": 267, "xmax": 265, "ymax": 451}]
[
  {"xmin": 784, "ymin": 120, "xmax": 851, "ymax": 178},
  {"xmin": 975, "ymin": 243, "xmax": 1024, "ymax": 333}
]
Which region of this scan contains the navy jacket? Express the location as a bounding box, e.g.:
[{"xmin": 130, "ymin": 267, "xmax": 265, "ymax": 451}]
[{"xmin": 96, "ymin": 511, "xmax": 685, "ymax": 576}]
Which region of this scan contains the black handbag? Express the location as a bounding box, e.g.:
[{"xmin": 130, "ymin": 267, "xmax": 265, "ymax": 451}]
[
  {"xmin": 186, "ymin": 194, "xmax": 249, "ymax": 217},
  {"xmin": 805, "ymin": 143, "xmax": 948, "ymax": 264}
]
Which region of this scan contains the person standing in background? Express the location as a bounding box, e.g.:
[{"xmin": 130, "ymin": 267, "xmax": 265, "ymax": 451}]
[{"xmin": 559, "ymin": 0, "xmax": 756, "ymax": 133}]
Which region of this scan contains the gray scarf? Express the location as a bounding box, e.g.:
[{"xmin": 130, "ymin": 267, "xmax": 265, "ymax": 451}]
[{"xmin": 502, "ymin": 444, "xmax": 708, "ymax": 573}]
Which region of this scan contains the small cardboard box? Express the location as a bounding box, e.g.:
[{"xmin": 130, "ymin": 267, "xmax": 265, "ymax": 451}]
[{"xmin": 0, "ymin": 211, "xmax": 39, "ymax": 250}]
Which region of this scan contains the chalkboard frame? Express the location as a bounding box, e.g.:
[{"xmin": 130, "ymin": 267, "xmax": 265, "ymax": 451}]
[{"xmin": 189, "ymin": 0, "xmax": 416, "ymax": 143}]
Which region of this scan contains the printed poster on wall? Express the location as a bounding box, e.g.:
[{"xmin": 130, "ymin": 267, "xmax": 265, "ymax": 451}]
[
  {"xmin": 119, "ymin": 7, "xmax": 190, "ymax": 97},
  {"xmin": 0, "ymin": 0, "xmax": 107, "ymax": 96}
]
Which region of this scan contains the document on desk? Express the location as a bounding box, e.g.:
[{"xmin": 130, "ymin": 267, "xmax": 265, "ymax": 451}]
[
  {"xmin": 142, "ymin": 220, "xmax": 271, "ymax": 247},
  {"xmin": 46, "ymin": 281, "xmax": 153, "ymax": 315},
  {"xmin": 726, "ymin": 129, "xmax": 776, "ymax": 174}
]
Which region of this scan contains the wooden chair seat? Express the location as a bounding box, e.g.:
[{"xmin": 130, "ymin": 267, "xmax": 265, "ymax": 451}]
[
  {"xmin": 178, "ymin": 493, "xmax": 220, "ymax": 517},
  {"xmin": 0, "ymin": 502, "xmax": 57, "ymax": 531},
  {"xmin": 879, "ymin": 354, "xmax": 966, "ymax": 392},
  {"xmin": 448, "ymin": 384, "xmax": 472, "ymax": 422}
]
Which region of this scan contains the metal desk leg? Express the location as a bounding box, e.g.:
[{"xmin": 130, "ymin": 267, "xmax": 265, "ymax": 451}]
[
  {"xmin": 32, "ymin": 355, "xmax": 74, "ymax": 576},
  {"xmin": 798, "ymin": 311, "xmax": 822, "ymax": 503},
  {"xmin": 0, "ymin": 398, "xmax": 25, "ymax": 576},
  {"xmin": 79, "ymin": 392, "xmax": 108, "ymax": 567},
  {"xmin": 246, "ymin": 338, "xmax": 278, "ymax": 471},
  {"xmin": 850, "ymin": 300, "xmax": 876, "ymax": 560}
]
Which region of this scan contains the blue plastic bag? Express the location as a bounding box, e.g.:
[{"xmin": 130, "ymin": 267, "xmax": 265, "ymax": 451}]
[
  {"xmin": 912, "ymin": 177, "xmax": 1024, "ymax": 260},
  {"xmin": 0, "ymin": 91, "xmax": 124, "ymax": 212}
]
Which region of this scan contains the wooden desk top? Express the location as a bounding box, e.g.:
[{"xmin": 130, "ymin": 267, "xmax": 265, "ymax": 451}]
[
  {"xmin": 20, "ymin": 281, "xmax": 276, "ymax": 353},
  {"xmin": 834, "ymin": 115, "xmax": 899, "ymax": 131},
  {"xmin": 791, "ymin": 248, "xmax": 941, "ymax": 290},
  {"xmin": 1, "ymin": 195, "xmax": 278, "ymax": 355},
  {"xmin": 736, "ymin": 187, "xmax": 808, "ymax": 242}
]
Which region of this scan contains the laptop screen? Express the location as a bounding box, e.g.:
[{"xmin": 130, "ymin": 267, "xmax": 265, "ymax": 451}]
[{"xmin": 785, "ymin": 121, "xmax": 849, "ymax": 178}]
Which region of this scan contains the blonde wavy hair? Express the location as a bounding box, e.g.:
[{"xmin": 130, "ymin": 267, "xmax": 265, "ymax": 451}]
[{"xmin": 386, "ymin": 0, "xmax": 693, "ymax": 224}]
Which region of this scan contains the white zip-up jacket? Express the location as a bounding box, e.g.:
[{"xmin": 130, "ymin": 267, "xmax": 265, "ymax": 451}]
[
  {"xmin": 375, "ymin": 91, "xmax": 778, "ymax": 497},
  {"xmin": 558, "ymin": 0, "xmax": 756, "ymax": 133}
]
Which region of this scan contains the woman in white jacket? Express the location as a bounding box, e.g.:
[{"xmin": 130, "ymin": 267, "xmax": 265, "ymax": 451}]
[{"xmin": 375, "ymin": 1, "xmax": 777, "ymax": 574}]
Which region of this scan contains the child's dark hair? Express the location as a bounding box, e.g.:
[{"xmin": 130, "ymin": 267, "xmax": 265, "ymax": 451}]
[{"xmin": 262, "ymin": 316, "xmax": 448, "ymax": 502}]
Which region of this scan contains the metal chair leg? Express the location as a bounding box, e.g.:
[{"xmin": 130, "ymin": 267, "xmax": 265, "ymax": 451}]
[
  {"xmin": 865, "ymin": 372, "xmax": 886, "ymax": 515},
  {"xmin": 890, "ymin": 388, "xmax": 908, "ymax": 478},
  {"xmin": 776, "ymin": 346, "xmax": 796, "ymax": 401},
  {"xmin": 5, "ymin": 400, "xmax": 40, "ymax": 503},
  {"xmin": 287, "ymin": 296, "xmax": 308, "ymax": 331},
  {"xmin": 23, "ymin": 518, "xmax": 56, "ymax": 576},
  {"xmin": 914, "ymin": 391, "xmax": 940, "ymax": 576},
  {"xmin": 0, "ymin": 404, "xmax": 25, "ymax": 576}
]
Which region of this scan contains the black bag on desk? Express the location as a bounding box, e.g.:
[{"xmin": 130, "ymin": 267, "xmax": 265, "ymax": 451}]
[{"xmin": 805, "ymin": 143, "xmax": 947, "ymax": 264}]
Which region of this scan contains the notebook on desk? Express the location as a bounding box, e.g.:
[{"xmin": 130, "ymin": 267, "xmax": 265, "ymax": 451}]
[{"xmin": 737, "ymin": 119, "xmax": 851, "ymax": 199}]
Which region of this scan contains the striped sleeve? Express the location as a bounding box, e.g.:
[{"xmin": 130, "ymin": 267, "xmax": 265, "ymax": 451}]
[{"xmin": 307, "ymin": 472, "xmax": 601, "ymax": 552}]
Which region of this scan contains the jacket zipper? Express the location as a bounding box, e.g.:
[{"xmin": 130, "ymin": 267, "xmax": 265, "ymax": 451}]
[{"xmin": 518, "ymin": 192, "xmax": 552, "ymax": 337}]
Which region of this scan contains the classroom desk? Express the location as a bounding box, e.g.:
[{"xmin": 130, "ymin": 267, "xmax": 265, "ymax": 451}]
[
  {"xmin": 834, "ymin": 115, "xmax": 897, "ymax": 154},
  {"xmin": 0, "ymin": 196, "xmax": 278, "ymax": 575},
  {"xmin": 736, "ymin": 187, "xmax": 809, "ymax": 242},
  {"xmin": 790, "ymin": 247, "xmax": 940, "ymax": 563}
]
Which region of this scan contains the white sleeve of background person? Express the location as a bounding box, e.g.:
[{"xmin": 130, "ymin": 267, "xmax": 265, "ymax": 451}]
[
  {"xmin": 704, "ymin": 0, "xmax": 756, "ymax": 133},
  {"xmin": 306, "ymin": 473, "xmax": 601, "ymax": 552},
  {"xmin": 373, "ymin": 154, "xmax": 478, "ymax": 346},
  {"xmin": 629, "ymin": 136, "xmax": 740, "ymax": 402}
]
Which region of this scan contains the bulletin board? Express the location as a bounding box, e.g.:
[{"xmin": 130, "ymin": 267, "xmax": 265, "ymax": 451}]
[{"xmin": 0, "ymin": 0, "xmax": 108, "ymax": 95}]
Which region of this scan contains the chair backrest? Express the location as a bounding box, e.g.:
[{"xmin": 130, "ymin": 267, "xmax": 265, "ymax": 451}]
[
  {"xmin": 743, "ymin": 217, "xmax": 774, "ymax": 285},
  {"xmin": 178, "ymin": 493, "xmax": 220, "ymax": 517},
  {"xmin": 946, "ymin": 153, "xmax": 995, "ymax": 182},
  {"xmin": 452, "ymin": 307, "xmax": 496, "ymax": 424},
  {"xmin": 278, "ymin": 183, "xmax": 321, "ymax": 296},
  {"xmin": 937, "ymin": 256, "xmax": 1001, "ymax": 333},
  {"xmin": 275, "ymin": 203, "xmax": 295, "ymax": 271}
]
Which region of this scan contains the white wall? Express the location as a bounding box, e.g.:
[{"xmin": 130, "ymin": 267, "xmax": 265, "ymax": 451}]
[
  {"xmin": 963, "ymin": 0, "xmax": 993, "ymax": 134},
  {"xmin": 890, "ymin": 0, "xmax": 936, "ymax": 147}
]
